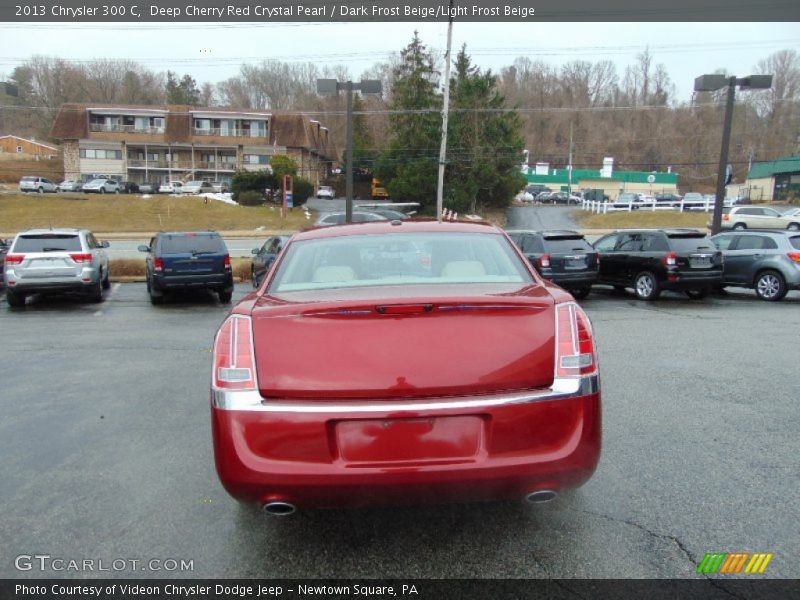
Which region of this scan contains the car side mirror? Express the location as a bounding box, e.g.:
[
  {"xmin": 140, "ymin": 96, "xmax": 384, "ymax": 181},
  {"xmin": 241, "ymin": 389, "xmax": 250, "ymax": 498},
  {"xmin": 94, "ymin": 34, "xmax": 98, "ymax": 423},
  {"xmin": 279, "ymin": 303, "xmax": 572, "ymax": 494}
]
[
  {"xmin": 138, "ymin": 245, "xmax": 150, "ymax": 253},
  {"xmin": 101, "ymin": 241, "xmax": 110, "ymax": 248},
  {"xmin": 251, "ymin": 248, "xmax": 259, "ymax": 254}
]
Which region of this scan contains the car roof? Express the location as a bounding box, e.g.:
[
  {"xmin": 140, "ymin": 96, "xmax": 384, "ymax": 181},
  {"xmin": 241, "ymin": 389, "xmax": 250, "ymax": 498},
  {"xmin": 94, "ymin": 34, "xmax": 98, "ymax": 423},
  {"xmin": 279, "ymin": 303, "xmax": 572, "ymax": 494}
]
[
  {"xmin": 296, "ymin": 219, "xmax": 501, "ymax": 241},
  {"xmin": 157, "ymin": 231, "xmax": 220, "ymax": 236},
  {"xmin": 713, "ymin": 229, "xmax": 793, "ymax": 236},
  {"xmin": 505, "ymin": 229, "xmax": 584, "ymax": 238},
  {"xmin": 18, "ymin": 228, "xmax": 85, "ymax": 235}
]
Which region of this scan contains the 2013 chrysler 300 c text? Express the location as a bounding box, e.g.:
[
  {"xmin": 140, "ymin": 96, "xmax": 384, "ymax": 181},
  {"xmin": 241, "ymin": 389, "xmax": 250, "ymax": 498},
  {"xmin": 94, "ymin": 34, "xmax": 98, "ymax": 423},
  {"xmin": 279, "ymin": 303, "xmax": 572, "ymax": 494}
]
[{"xmin": 211, "ymin": 221, "xmax": 601, "ymax": 513}]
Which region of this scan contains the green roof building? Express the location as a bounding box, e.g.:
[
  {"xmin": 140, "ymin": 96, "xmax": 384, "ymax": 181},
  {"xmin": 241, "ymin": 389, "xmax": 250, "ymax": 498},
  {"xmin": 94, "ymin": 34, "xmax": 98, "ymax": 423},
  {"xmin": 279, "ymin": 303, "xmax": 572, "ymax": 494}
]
[
  {"xmin": 524, "ymin": 159, "xmax": 678, "ymax": 201},
  {"xmin": 743, "ymin": 155, "xmax": 800, "ymax": 202}
]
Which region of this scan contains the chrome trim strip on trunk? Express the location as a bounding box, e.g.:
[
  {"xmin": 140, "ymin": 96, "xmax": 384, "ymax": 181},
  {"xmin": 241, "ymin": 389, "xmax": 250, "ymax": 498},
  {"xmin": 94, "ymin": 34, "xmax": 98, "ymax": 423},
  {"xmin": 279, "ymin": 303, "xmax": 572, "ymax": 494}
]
[{"xmin": 211, "ymin": 374, "xmax": 599, "ymax": 413}]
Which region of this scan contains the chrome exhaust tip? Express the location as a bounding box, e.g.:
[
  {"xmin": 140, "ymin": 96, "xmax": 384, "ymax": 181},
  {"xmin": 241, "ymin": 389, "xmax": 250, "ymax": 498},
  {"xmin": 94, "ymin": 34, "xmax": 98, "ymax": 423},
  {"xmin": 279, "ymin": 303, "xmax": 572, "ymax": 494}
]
[
  {"xmin": 525, "ymin": 490, "xmax": 558, "ymax": 504},
  {"xmin": 262, "ymin": 501, "xmax": 297, "ymax": 516}
]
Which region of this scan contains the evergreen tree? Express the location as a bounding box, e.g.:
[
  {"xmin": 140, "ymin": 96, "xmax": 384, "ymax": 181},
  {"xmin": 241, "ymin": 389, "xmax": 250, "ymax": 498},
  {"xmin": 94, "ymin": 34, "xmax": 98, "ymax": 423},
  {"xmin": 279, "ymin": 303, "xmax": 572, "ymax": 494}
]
[
  {"xmin": 166, "ymin": 71, "xmax": 200, "ymax": 105},
  {"xmin": 375, "ymin": 32, "xmax": 441, "ymax": 209},
  {"xmin": 446, "ymin": 46, "xmax": 526, "ymax": 213}
]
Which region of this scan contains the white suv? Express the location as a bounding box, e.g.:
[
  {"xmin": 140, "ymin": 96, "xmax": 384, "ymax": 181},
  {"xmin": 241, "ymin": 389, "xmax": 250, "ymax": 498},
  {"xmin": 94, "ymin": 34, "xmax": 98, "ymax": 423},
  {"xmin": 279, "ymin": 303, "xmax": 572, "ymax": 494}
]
[
  {"xmin": 19, "ymin": 176, "xmax": 57, "ymax": 194},
  {"xmin": 3, "ymin": 229, "xmax": 110, "ymax": 307}
]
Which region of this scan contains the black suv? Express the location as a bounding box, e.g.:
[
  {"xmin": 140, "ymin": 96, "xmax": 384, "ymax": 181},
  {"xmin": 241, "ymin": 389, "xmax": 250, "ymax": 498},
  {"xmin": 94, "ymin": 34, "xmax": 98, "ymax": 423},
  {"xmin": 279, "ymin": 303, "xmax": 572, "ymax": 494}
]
[
  {"xmin": 592, "ymin": 229, "xmax": 723, "ymax": 300},
  {"xmin": 507, "ymin": 230, "xmax": 599, "ymax": 299},
  {"xmin": 138, "ymin": 232, "xmax": 233, "ymax": 304}
]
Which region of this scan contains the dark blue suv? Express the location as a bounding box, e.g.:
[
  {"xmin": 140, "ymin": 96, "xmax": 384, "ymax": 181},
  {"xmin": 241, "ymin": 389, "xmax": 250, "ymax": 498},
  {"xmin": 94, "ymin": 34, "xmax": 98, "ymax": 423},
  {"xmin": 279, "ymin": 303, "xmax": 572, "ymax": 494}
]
[{"xmin": 139, "ymin": 232, "xmax": 233, "ymax": 304}]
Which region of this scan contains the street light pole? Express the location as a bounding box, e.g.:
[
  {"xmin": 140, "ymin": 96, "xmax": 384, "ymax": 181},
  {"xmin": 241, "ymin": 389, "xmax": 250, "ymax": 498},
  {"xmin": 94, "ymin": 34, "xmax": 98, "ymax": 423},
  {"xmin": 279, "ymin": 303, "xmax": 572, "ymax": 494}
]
[
  {"xmin": 317, "ymin": 78, "xmax": 382, "ymax": 223},
  {"xmin": 694, "ymin": 73, "xmax": 772, "ymax": 235}
]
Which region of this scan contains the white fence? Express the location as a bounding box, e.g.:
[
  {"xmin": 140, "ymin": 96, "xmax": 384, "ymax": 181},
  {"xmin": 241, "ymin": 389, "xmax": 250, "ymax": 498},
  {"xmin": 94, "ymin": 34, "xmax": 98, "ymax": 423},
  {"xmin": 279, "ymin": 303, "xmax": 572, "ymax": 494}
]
[{"xmin": 580, "ymin": 198, "xmax": 717, "ymax": 213}]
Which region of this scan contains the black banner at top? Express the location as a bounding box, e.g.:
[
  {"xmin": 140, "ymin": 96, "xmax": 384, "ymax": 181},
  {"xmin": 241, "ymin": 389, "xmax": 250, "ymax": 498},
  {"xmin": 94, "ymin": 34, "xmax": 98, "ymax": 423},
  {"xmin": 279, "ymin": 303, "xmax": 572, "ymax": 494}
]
[{"xmin": 2, "ymin": 0, "xmax": 800, "ymax": 22}]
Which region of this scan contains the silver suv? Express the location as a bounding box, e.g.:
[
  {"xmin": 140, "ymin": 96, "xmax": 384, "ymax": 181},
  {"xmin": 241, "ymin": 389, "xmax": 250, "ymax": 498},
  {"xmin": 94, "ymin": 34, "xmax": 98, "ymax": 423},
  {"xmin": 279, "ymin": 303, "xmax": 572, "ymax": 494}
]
[
  {"xmin": 710, "ymin": 230, "xmax": 800, "ymax": 301},
  {"xmin": 3, "ymin": 229, "xmax": 110, "ymax": 307},
  {"xmin": 19, "ymin": 176, "xmax": 58, "ymax": 194}
]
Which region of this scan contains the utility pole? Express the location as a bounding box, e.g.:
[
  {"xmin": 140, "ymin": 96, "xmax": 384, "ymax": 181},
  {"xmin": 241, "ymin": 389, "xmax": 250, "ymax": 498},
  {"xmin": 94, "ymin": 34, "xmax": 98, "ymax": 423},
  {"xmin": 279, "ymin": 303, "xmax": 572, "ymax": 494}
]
[
  {"xmin": 568, "ymin": 122, "xmax": 573, "ymax": 197},
  {"xmin": 436, "ymin": 0, "xmax": 454, "ymax": 223}
]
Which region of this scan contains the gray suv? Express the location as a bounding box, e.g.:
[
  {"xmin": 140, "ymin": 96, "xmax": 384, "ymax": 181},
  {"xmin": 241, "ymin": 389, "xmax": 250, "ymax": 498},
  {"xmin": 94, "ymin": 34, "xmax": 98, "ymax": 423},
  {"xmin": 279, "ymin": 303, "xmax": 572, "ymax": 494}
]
[
  {"xmin": 3, "ymin": 229, "xmax": 110, "ymax": 307},
  {"xmin": 710, "ymin": 230, "xmax": 800, "ymax": 301}
]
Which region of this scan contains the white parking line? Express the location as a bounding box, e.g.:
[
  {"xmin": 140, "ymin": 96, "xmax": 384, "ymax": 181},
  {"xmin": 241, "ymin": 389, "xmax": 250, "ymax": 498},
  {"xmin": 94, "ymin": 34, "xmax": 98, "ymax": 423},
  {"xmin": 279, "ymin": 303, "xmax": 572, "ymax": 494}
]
[{"xmin": 93, "ymin": 282, "xmax": 121, "ymax": 316}]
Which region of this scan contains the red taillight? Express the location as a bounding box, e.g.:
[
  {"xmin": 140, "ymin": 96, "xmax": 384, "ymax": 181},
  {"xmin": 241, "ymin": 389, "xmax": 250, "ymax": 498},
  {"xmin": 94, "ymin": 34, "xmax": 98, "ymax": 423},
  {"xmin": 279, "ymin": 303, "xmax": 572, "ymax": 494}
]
[
  {"xmin": 69, "ymin": 253, "xmax": 93, "ymax": 263},
  {"xmin": 5, "ymin": 254, "xmax": 24, "ymax": 265},
  {"xmin": 537, "ymin": 254, "xmax": 551, "ymax": 268},
  {"xmin": 213, "ymin": 315, "xmax": 257, "ymax": 390},
  {"xmin": 223, "ymin": 254, "xmax": 231, "ymax": 269},
  {"xmin": 722, "ymin": 214, "xmax": 729, "ymax": 221},
  {"xmin": 661, "ymin": 251, "xmax": 678, "ymax": 267},
  {"xmin": 787, "ymin": 252, "xmax": 800, "ymax": 263},
  {"xmin": 555, "ymin": 302, "xmax": 597, "ymax": 378},
  {"xmin": 153, "ymin": 257, "xmax": 164, "ymax": 272}
]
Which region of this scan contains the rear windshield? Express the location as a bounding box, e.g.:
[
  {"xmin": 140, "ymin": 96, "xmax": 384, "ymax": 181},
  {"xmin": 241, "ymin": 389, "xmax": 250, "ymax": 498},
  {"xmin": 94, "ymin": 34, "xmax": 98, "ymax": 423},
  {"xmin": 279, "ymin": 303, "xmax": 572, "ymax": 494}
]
[
  {"xmin": 14, "ymin": 234, "xmax": 82, "ymax": 252},
  {"xmin": 788, "ymin": 236, "xmax": 800, "ymax": 250},
  {"xmin": 544, "ymin": 237, "xmax": 593, "ymax": 253},
  {"xmin": 668, "ymin": 236, "xmax": 715, "ymax": 252},
  {"xmin": 160, "ymin": 234, "xmax": 225, "ymax": 254},
  {"xmin": 270, "ymin": 232, "xmax": 533, "ymax": 293}
]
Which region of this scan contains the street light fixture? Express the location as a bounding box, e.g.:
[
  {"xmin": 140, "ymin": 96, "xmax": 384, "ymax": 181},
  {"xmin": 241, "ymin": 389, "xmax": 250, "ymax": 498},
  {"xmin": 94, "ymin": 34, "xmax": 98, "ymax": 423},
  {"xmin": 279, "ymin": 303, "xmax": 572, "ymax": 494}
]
[
  {"xmin": 317, "ymin": 78, "xmax": 382, "ymax": 223},
  {"xmin": 694, "ymin": 73, "xmax": 772, "ymax": 234}
]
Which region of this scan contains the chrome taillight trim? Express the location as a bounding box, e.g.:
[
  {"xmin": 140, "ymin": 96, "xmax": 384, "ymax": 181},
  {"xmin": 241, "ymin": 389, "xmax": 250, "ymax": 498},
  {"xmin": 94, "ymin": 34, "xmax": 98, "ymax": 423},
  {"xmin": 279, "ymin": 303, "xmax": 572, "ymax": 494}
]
[{"xmin": 211, "ymin": 374, "xmax": 599, "ymax": 413}]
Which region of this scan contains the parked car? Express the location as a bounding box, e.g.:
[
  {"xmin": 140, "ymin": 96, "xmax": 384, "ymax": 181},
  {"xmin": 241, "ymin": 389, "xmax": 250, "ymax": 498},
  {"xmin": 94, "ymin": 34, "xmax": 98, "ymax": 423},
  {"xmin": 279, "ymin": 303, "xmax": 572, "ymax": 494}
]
[
  {"xmin": 316, "ymin": 186, "xmax": 336, "ymax": 199},
  {"xmin": 181, "ymin": 181, "xmax": 215, "ymax": 195},
  {"xmin": 18, "ymin": 176, "xmax": 57, "ymax": 194},
  {"xmin": 159, "ymin": 181, "xmax": 183, "ymax": 194},
  {"xmin": 680, "ymin": 192, "xmax": 707, "ymax": 210},
  {"xmin": 138, "ymin": 231, "xmax": 233, "ymax": 304},
  {"xmin": 611, "ymin": 192, "xmax": 643, "ymax": 210},
  {"xmin": 710, "ymin": 231, "xmax": 800, "ymax": 301},
  {"xmin": 0, "ymin": 238, "xmax": 10, "ymax": 287},
  {"xmin": 783, "ymin": 207, "xmax": 800, "ymax": 219},
  {"xmin": 3, "ymin": 228, "xmax": 110, "ymax": 307},
  {"xmin": 550, "ymin": 192, "xmax": 582, "ymax": 205},
  {"xmin": 506, "ymin": 230, "xmax": 598, "ymax": 299},
  {"xmin": 211, "ymin": 220, "xmax": 601, "ymax": 511},
  {"xmin": 525, "ymin": 184, "xmax": 551, "ymax": 198},
  {"xmin": 535, "ymin": 191, "xmax": 555, "ymax": 203},
  {"xmin": 137, "ymin": 182, "xmax": 160, "ymax": 194},
  {"xmin": 118, "ymin": 181, "xmax": 140, "ymax": 194},
  {"xmin": 314, "ymin": 211, "xmax": 389, "ymax": 227},
  {"xmin": 82, "ymin": 178, "xmax": 120, "ymax": 194},
  {"xmin": 210, "ymin": 181, "xmax": 229, "ymax": 193},
  {"xmin": 250, "ymin": 235, "xmax": 290, "ymax": 287},
  {"xmin": 655, "ymin": 193, "xmax": 682, "ymax": 207},
  {"xmin": 592, "ymin": 229, "xmax": 723, "ymax": 300},
  {"xmin": 368, "ymin": 208, "xmax": 411, "ymax": 221},
  {"xmin": 712, "ymin": 206, "xmax": 800, "ymax": 231},
  {"xmin": 57, "ymin": 180, "xmax": 82, "ymax": 192}
]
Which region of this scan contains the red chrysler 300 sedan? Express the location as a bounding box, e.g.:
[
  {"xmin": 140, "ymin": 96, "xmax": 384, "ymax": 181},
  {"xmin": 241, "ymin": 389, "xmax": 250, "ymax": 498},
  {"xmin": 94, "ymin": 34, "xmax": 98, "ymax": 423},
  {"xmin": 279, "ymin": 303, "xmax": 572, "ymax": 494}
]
[{"xmin": 211, "ymin": 220, "xmax": 601, "ymax": 514}]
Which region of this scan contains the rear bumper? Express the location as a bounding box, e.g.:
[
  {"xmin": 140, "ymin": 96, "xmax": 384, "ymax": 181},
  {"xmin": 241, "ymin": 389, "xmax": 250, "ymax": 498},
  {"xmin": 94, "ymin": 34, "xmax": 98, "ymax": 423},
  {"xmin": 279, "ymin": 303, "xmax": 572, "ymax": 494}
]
[
  {"xmin": 545, "ymin": 272, "xmax": 598, "ymax": 289},
  {"xmin": 211, "ymin": 375, "xmax": 602, "ymax": 508},
  {"xmin": 152, "ymin": 273, "xmax": 232, "ymax": 290},
  {"xmin": 4, "ymin": 268, "xmax": 101, "ymax": 292},
  {"xmin": 661, "ymin": 270, "xmax": 723, "ymax": 290}
]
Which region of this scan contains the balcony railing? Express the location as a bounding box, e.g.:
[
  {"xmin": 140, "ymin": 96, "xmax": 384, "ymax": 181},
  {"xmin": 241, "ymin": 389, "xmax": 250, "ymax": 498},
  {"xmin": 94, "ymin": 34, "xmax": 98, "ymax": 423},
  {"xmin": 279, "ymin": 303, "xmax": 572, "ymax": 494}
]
[
  {"xmin": 90, "ymin": 124, "xmax": 165, "ymax": 134},
  {"xmin": 192, "ymin": 127, "xmax": 267, "ymax": 138},
  {"xmin": 127, "ymin": 159, "xmax": 238, "ymax": 171}
]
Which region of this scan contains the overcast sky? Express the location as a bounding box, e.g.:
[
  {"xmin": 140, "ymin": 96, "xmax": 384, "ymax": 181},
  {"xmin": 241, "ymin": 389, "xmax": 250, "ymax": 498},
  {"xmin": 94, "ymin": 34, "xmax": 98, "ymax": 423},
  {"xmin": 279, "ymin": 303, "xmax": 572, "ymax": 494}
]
[{"xmin": 0, "ymin": 22, "xmax": 798, "ymax": 101}]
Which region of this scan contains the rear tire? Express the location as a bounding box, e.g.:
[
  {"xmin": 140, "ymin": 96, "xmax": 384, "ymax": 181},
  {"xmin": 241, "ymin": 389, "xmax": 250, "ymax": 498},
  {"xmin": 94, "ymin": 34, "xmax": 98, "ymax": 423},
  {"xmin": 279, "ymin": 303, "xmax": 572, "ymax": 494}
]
[
  {"xmin": 732, "ymin": 223, "xmax": 746, "ymax": 230},
  {"xmin": 571, "ymin": 287, "xmax": 591, "ymax": 300},
  {"xmin": 634, "ymin": 271, "xmax": 661, "ymax": 301},
  {"xmin": 685, "ymin": 289, "xmax": 709, "ymax": 300},
  {"xmin": 99, "ymin": 188, "xmax": 105, "ymax": 194},
  {"xmin": 101, "ymin": 268, "xmax": 111, "ymax": 290},
  {"xmin": 754, "ymin": 270, "xmax": 787, "ymax": 302},
  {"xmin": 218, "ymin": 289, "xmax": 233, "ymax": 303},
  {"xmin": 148, "ymin": 279, "xmax": 164, "ymax": 304},
  {"xmin": 37, "ymin": 187, "xmax": 44, "ymax": 194},
  {"xmin": 6, "ymin": 290, "xmax": 26, "ymax": 307},
  {"xmin": 88, "ymin": 281, "xmax": 103, "ymax": 303}
]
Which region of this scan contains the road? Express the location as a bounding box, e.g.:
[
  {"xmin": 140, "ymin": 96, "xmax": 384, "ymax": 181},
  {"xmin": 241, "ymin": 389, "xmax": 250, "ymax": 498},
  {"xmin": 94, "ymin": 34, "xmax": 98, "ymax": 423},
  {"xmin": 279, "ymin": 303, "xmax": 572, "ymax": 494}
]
[{"xmin": 1, "ymin": 283, "xmax": 798, "ymax": 579}]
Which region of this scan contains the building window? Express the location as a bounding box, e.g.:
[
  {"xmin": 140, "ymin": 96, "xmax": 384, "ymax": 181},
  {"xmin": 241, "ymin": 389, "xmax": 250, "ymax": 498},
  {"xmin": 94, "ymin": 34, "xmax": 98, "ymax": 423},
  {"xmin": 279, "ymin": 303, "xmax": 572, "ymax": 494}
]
[
  {"xmin": 80, "ymin": 148, "xmax": 122, "ymax": 160},
  {"xmin": 16, "ymin": 145, "xmax": 23, "ymax": 153},
  {"xmin": 244, "ymin": 154, "xmax": 269, "ymax": 165}
]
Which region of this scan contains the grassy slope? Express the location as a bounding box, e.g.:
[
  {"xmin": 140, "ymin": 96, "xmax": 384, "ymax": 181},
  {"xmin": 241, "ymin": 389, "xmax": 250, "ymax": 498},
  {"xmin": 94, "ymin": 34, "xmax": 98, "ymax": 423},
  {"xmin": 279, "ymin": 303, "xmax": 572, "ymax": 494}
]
[
  {"xmin": 0, "ymin": 193, "xmax": 309, "ymax": 234},
  {"xmin": 572, "ymin": 209, "xmax": 710, "ymax": 229}
]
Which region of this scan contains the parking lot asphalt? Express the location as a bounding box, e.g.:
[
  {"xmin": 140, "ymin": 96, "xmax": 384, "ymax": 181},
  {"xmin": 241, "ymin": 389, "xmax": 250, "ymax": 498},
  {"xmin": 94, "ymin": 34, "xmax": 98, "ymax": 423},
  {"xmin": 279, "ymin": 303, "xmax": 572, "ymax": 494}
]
[{"xmin": 1, "ymin": 283, "xmax": 798, "ymax": 579}]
